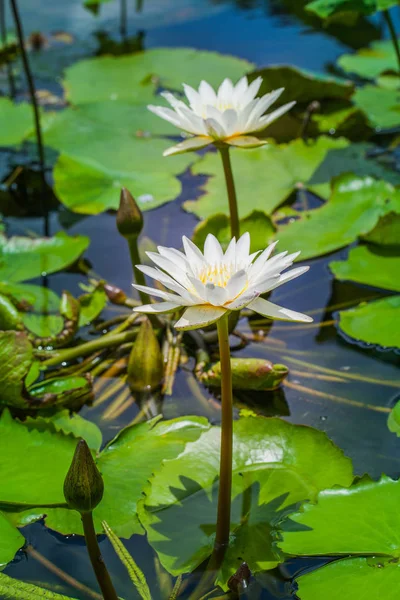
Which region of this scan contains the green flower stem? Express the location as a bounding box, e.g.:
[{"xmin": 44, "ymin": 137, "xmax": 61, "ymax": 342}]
[
  {"xmin": 383, "ymin": 9, "xmax": 400, "ymax": 74},
  {"xmin": 218, "ymin": 146, "xmax": 240, "ymax": 239},
  {"xmin": 41, "ymin": 330, "xmax": 137, "ymax": 367},
  {"xmin": 127, "ymin": 234, "xmax": 151, "ymax": 306},
  {"xmin": 81, "ymin": 512, "xmax": 119, "ymax": 600},
  {"xmin": 215, "ymin": 312, "xmax": 233, "ymax": 550}
]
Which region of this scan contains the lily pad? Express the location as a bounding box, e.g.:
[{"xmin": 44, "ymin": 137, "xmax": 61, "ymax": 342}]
[
  {"xmin": 277, "ymin": 175, "xmax": 400, "ymax": 260},
  {"xmin": 306, "ymin": 0, "xmax": 397, "ymax": 18},
  {"xmin": 184, "ymin": 138, "xmax": 399, "ymax": 221},
  {"xmin": 9, "ymin": 416, "xmax": 210, "ymax": 538},
  {"xmin": 353, "ymin": 85, "xmax": 400, "ymax": 129},
  {"xmin": 0, "ymin": 232, "xmax": 89, "ymax": 282},
  {"xmin": 192, "ymin": 211, "xmax": 275, "ymax": 252},
  {"xmin": 388, "ymin": 399, "xmax": 400, "ymax": 437},
  {"xmin": 0, "ymin": 283, "xmax": 60, "ymax": 313},
  {"xmin": 63, "ymin": 48, "xmax": 254, "ymax": 104},
  {"xmin": 337, "ymin": 296, "xmax": 400, "ymax": 349},
  {"xmin": 338, "ymin": 39, "xmax": 399, "ymax": 79},
  {"xmin": 78, "ymin": 284, "xmax": 107, "ymax": 327},
  {"xmin": 0, "ymin": 99, "xmax": 34, "ymax": 146},
  {"xmin": 138, "ymin": 416, "xmax": 353, "ymax": 586},
  {"xmin": 24, "ymin": 410, "xmax": 102, "ymax": 452},
  {"xmin": 361, "ymin": 211, "xmax": 400, "ymax": 246},
  {"xmin": 0, "ymin": 572, "xmax": 78, "ymax": 598},
  {"xmin": 0, "ymin": 512, "xmax": 24, "ymax": 568},
  {"xmin": 0, "ymin": 332, "xmax": 33, "ymax": 409},
  {"xmin": 330, "ymin": 245, "xmax": 400, "ymax": 292},
  {"xmin": 295, "ymin": 557, "xmax": 400, "ymax": 600}
]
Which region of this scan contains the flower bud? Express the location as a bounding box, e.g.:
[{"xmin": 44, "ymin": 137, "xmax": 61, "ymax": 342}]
[
  {"xmin": 201, "ymin": 358, "xmax": 288, "ymax": 391},
  {"xmin": 116, "ymin": 188, "xmax": 143, "ymax": 238},
  {"xmin": 63, "ymin": 439, "xmax": 104, "ymax": 513},
  {"xmin": 127, "ymin": 318, "xmax": 164, "ymax": 392}
]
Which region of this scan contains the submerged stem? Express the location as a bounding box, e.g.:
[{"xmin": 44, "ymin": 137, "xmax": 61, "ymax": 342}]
[
  {"xmin": 218, "ymin": 146, "xmax": 240, "ymax": 239},
  {"xmin": 9, "ymin": 0, "xmax": 49, "ymax": 236},
  {"xmin": 81, "ymin": 512, "xmax": 119, "ymax": 600},
  {"xmin": 383, "ymin": 9, "xmax": 400, "ymax": 74},
  {"xmin": 215, "ymin": 313, "xmax": 233, "ymax": 550}
]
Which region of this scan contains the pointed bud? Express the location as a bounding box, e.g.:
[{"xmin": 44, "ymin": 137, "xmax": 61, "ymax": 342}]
[
  {"xmin": 116, "ymin": 188, "xmax": 143, "ymax": 238},
  {"xmin": 201, "ymin": 358, "xmax": 288, "ymax": 391},
  {"xmin": 127, "ymin": 318, "xmax": 164, "ymax": 392},
  {"xmin": 63, "ymin": 440, "xmax": 104, "ymax": 513}
]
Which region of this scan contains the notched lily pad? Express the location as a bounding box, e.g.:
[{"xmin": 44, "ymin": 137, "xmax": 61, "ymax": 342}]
[{"xmin": 330, "ymin": 245, "xmax": 400, "ymax": 292}]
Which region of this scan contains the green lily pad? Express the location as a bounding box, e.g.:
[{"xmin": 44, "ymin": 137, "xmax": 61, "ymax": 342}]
[
  {"xmin": 24, "ymin": 410, "xmax": 102, "ymax": 451},
  {"xmin": 184, "ymin": 138, "xmax": 399, "ymax": 221},
  {"xmin": 192, "ymin": 211, "xmax": 275, "ymax": 253},
  {"xmin": 63, "ymin": 48, "xmax": 254, "ymax": 104},
  {"xmin": 330, "ymin": 245, "xmax": 400, "ymax": 292},
  {"xmin": 23, "ymin": 314, "xmax": 64, "ymax": 338},
  {"xmin": 338, "ymin": 39, "xmax": 399, "ymax": 79},
  {"xmin": 277, "ymin": 175, "xmax": 400, "ymax": 260},
  {"xmin": 138, "ymin": 416, "xmax": 353, "ymax": 586},
  {"xmin": 0, "ymin": 99, "xmax": 34, "ymax": 146},
  {"xmin": 0, "ymin": 232, "xmax": 89, "ymax": 282},
  {"xmin": 0, "ymin": 332, "xmax": 33, "ymax": 409},
  {"xmin": 388, "ymin": 399, "xmax": 400, "ymax": 437},
  {"xmin": 0, "ymin": 511, "xmax": 24, "ymax": 568},
  {"xmin": 78, "ymin": 284, "xmax": 107, "ymax": 327},
  {"xmin": 361, "ymin": 211, "xmax": 400, "ymax": 246},
  {"xmin": 9, "ymin": 416, "xmax": 210, "ymax": 538},
  {"xmin": 53, "ymin": 153, "xmax": 186, "ymax": 214},
  {"xmin": 337, "ymin": 296, "xmax": 400, "ymax": 348},
  {"xmin": 295, "ymin": 557, "xmax": 400, "ymax": 600},
  {"xmin": 0, "ymin": 572, "xmax": 78, "ymax": 598},
  {"xmin": 353, "ymin": 85, "xmax": 400, "ymax": 129},
  {"xmin": 0, "ymin": 283, "xmax": 60, "ymax": 313}
]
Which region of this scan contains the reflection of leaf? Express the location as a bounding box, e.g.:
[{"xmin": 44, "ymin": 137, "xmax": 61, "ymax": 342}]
[
  {"xmin": 277, "ymin": 175, "xmax": 400, "ymax": 259},
  {"xmin": 337, "ymin": 296, "xmax": 400, "ymax": 349},
  {"xmin": 0, "ymin": 99, "xmax": 34, "ymax": 146},
  {"xmin": 0, "ymin": 511, "xmax": 24, "ymax": 568},
  {"xmin": 0, "ymin": 232, "xmax": 89, "ymax": 282},
  {"xmin": 139, "ymin": 416, "xmax": 353, "ymax": 586},
  {"xmin": 330, "ymin": 246, "xmax": 400, "ymax": 292},
  {"xmin": 295, "ymin": 557, "xmax": 400, "ymax": 600},
  {"xmin": 10, "ymin": 417, "xmax": 210, "ymax": 538},
  {"xmin": 192, "ymin": 211, "xmax": 275, "ymax": 253},
  {"xmin": 338, "ymin": 39, "xmax": 399, "ymax": 79}
]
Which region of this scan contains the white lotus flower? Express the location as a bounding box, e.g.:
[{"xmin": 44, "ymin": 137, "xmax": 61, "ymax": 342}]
[
  {"xmin": 148, "ymin": 76, "xmax": 295, "ymax": 156},
  {"xmin": 133, "ymin": 233, "xmax": 312, "ymax": 330}
]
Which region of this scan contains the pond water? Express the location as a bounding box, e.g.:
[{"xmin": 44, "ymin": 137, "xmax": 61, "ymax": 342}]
[{"xmin": 2, "ymin": 0, "xmax": 400, "ymax": 598}]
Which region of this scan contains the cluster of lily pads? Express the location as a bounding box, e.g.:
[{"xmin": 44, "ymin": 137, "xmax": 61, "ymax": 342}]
[{"xmin": 0, "ymin": 0, "xmax": 399, "ymax": 598}]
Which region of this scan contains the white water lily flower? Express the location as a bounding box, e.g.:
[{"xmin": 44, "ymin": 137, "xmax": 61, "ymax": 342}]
[
  {"xmin": 133, "ymin": 233, "xmax": 312, "ymax": 330},
  {"xmin": 148, "ymin": 76, "xmax": 295, "ymax": 156}
]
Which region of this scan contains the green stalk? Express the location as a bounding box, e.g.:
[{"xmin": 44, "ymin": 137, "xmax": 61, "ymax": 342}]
[
  {"xmin": 383, "ymin": 9, "xmax": 400, "ymax": 74},
  {"xmin": 127, "ymin": 235, "xmax": 151, "ymax": 306},
  {"xmin": 81, "ymin": 512, "xmax": 119, "ymax": 600},
  {"xmin": 218, "ymin": 146, "xmax": 240, "ymax": 239},
  {"xmin": 214, "ymin": 312, "xmax": 233, "ymax": 550}
]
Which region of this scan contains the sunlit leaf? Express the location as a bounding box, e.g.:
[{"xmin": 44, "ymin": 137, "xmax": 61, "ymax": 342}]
[
  {"xmin": 277, "ymin": 175, "xmax": 400, "ymax": 259},
  {"xmin": 361, "ymin": 212, "xmax": 400, "ymax": 246},
  {"xmin": 353, "ymin": 85, "xmax": 400, "ymax": 129},
  {"xmin": 79, "ymin": 284, "xmax": 107, "ymax": 327},
  {"xmin": 0, "ymin": 512, "xmax": 24, "ymax": 569},
  {"xmin": 0, "ymin": 332, "xmax": 33, "ymax": 409},
  {"xmin": 0, "ymin": 99, "xmax": 34, "ymax": 146},
  {"xmin": 337, "ymin": 296, "xmax": 400, "ymax": 349},
  {"xmin": 330, "ymin": 245, "xmax": 400, "ymax": 292},
  {"xmin": 138, "ymin": 416, "xmax": 353, "ymax": 586},
  {"xmin": 338, "ymin": 39, "xmax": 399, "ymax": 79},
  {"xmin": 388, "ymin": 399, "xmax": 400, "ymax": 437}
]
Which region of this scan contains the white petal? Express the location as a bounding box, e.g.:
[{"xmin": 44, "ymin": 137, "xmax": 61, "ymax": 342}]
[
  {"xmin": 249, "ymin": 240, "xmax": 279, "ymax": 275},
  {"xmin": 236, "ymin": 232, "xmax": 251, "ymax": 263},
  {"xmin": 158, "ymin": 246, "xmax": 188, "ymax": 270},
  {"xmin": 163, "ymin": 136, "xmax": 211, "ymax": 157},
  {"xmin": 221, "ymin": 109, "xmax": 239, "ymax": 136},
  {"xmin": 233, "ymin": 76, "xmax": 248, "ymax": 104},
  {"xmin": 198, "ymin": 80, "xmax": 217, "ymax": 104},
  {"xmin": 148, "ymin": 105, "xmax": 185, "ymax": 130},
  {"xmin": 217, "ymin": 78, "xmax": 234, "ymax": 105},
  {"xmin": 248, "ymin": 297, "xmax": 313, "ymax": 323},
  {"xmin": 175, "ymin": 105, "xmax": 208, "ymax": 135},
  {"xmin": 266, "ymin": 266, "xmax": 310, "ymax": 293},
  {"xmin": 183, "ymin": 83, "xmax": 202, "ymax": 113},
  {"xmin": 182, "ymin": 236, "xmax": 206, "ymax": 272},
  {"xmin": 146, "ymin": 252, "xmax": 192, "ymax": 288},
  {"xmin": 224, "ymin": 237, "xmax": 236, "ymax": 263},
  {"xmin": 133, "ymin": 284, "xmax": 190, "ymax": 305},
  {"xmin": 225, "ymin": 269, "xmax": 247, "ymax": 300},
  {"xmin": 253, "ymin": 101, "xmax": 296, "ymax": 132},
  {"xmin": 204, "ymin": 234, "xmax": 224, "ymax": 263},
  {"xmin": 160, "ymin": 91, "xmax": 188, "ymax": 110},
  {"xmin": 134, "ymin": 301, "xmax": 181, "ymax": 314},
  {"xmin": 226, "ymin": 136, "xmax": 267, "ymax": 148},
  {"xmin": 204, "ymin": 117, "xmax": 225, "ymax": 139},
  {"xmin": 205, "ymin": 283, "xmax": 228, "ymax": 306},
  {"xmin": 175, "ymin": 305, "xmax": 227, "ymax": 330},
  {"xmin": 227, "ymin": 289, "xmax": 260, "ymax": 310},
  {"xmin": 246, "ymin": 88, "xmax": 284, "ymax": 126},
  {"xmin": 187, "ymin": 275, "xmax": 208, "ymax": 301},
  {"xmin": 241, "ymin": 76, "xmax": 262, "ymax": 104}
]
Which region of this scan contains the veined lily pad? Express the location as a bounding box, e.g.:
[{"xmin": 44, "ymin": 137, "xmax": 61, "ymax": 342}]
[
  {"xmin": 63, "ymin": 48, "xmax": 254, "ymax": 104},
  {"xmin": 330, "ymin": 245, "xmax": 400, "ymax": 292},
  {"xmin": 337, "ymin": 296, "xmax": 400, "ymax": 349},
  {"xmin": 0, "ymin": 99, "xmax": 34, "ymax": 146},
  {"xmin": 0, "ymin": 512, "xmax": 24, "ymax": 568},
  {"xmin": 338, "ymin": 39, "xmax": 399, "ymax": 79},
  {"xmin": 24, "ymin": 410, "xmax": 102, "ymax": 452},
  {"xmin": 138, "ymin": 416, "xmax": 353, "ymax": 587},
  {"xmin": 277, "ymin": 175, "xmax": 400, "ymax": 259},
  {"xmin": 0, "ymin": 232, "xmax": 89, "ymax": 282},
  {"xmin": 0, "ymin": 332, "xmax": 33, "ymax": 409}
]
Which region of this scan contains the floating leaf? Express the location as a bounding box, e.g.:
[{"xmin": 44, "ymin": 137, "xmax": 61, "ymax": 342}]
[
  {"xmin": 24, "ymin": 410, "xmax": 102, "ymax": 451},
  {"xmin": 0, "ymin": 572, "xmax": 78, "ymax": 599},
  {"xmin": 0, "ymin": 283, "xmax": 60, "ymax": 313},
  {"xmin": 192, "ymin": 211, "xmax": 275, "ymax": 253},
  {"xmin": 277, "ymin": 175, "xmax": 400, "ymax": 259},
  {"xmin": 0, "ymin": 99, "xmax": 34, "ymax": 146},
  {"xmin": 184, "ymin": 138, "xmax": 399, "ymax": 221},
  {"xmin": 23, "ymin": 314, "xmax": 64, "ymax": 338},
  {"xmin": 79, "ymin": 284, "xmax": 107, "ymax": 327},
  {"xmin": 295, "ymin": 557, "xmax": 400, "ymax": 600},
  {"xmin": 330, "ymin": 245, "xmax": 400, "ymax": 292},
  {"xmin": 306, "ymin": 0, "xmax": 398, "ymax": 18},
  {"xmin": 0, "ymin": 232, "xmax": 89, "ymax": 282},
  {"xmin": 9, "ymin": 416, "xmax": 210, "ymax": 538},
  {"xmin": 0, "ymin": 332, "xmax": 33, "ymax": 409},
  {"xmin": 338, "ymin": 39, "xmax": 399, "ymax": 79},
  {"xmin": 361, "ymin": 211, "xmax": 400, "ymax": 246},
  {"xmin": 353, "ymin": 85, "xmax": 400, "ymax": 129},
  {"xmin": 388, "ymin": 399, "xmax": 400, "ymax": 437},
  {"xmin": 138, "ymin": 416, "xmax": 353, "ymax": 586},
  {"xmin": 0, "ymin": 512, "xmax": 24, "ymax": 568},
  {"xmin": 337, "ymin": 296, "xmax": 400, "ymax": 349},
  {"xmin": 63, "ymin": 49, "xmax": 254, "ymax": 104}
]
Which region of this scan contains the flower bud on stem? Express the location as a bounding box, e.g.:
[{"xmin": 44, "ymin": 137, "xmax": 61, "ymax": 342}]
[{"xmin": 64, "ymin": 440, "xmax": 119, "ymax": 600}]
